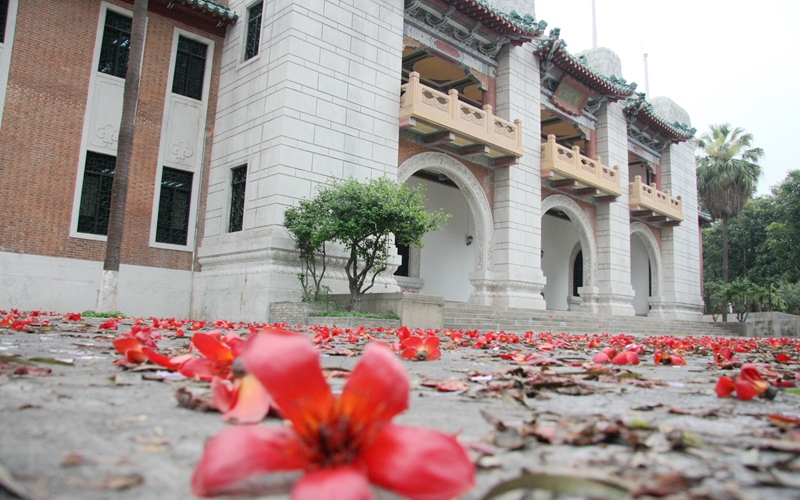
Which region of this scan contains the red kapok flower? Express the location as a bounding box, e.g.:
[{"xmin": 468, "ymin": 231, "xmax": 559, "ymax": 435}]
[
  {"xmin": 400, "ymin": 335, "xmax": 441, "ymax": 361},
  {"xmin": 192, "ymin": 330, "xmax": 474, "ymax": 499},
  {"xmin": 179, "ymin": 332, "xmax": 245, "ymax": 381},
  {"xmin": 211, "ymin": 373, "xmax": 273, "ymax": 424},
  {"xmin": 112, "ymin": 337, "xmax": 147, "ymax": 364},
  {"xmin": 716, "ymin": 363, "xmax": 776, "ymax": 401}
]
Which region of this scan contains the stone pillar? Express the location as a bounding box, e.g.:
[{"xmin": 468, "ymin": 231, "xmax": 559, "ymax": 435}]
[
  {"xmin": 471, "ymin": 42, "xmax": 546, "ymax": 308},
  {"xmin": 650, "ymin": 141, "xmax": 704, "ymax": 319},
  {"xmin": 593, "ymin": 101, "xmax": 635, "ymax": 315},
  {"xmin": 191, "ymin": 0, "xmax": 405, "ymax": 322}
]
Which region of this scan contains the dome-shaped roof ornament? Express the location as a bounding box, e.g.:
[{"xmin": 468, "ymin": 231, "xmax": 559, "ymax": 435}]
[
  {"xmin": 577, "ymin": 47, "xmax": 622, "ymax": 80},
  {"xmin": 650, "ymin": 96, "xmax": 692, "ymax": 129}
]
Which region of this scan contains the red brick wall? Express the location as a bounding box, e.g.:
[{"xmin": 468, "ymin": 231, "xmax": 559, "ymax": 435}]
[{"xmin": 0, "ymin": 0, "xmax": 222, "ymax": 272}]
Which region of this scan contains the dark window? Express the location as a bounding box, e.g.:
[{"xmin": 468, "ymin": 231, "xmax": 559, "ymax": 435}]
[
  {"xmin": 172, "ymin": 36, "xmax": 207, "ymax": 100},
  {"xmin": 0, "ymin": 0, "xmax": 9, "ymax": 44},
  {"xmin": 97, "ymin": 10, "xmax": 132, "ymax": 78},
  {"xmin": 228, "ymin": 165, "xmax": 247, "ymax": 232},
  {"xmin": 572, "ymin": 250, "xmax": 583, "ymax": 297},
  {"xmin": 394, "ymin": 244, "xmax": 410, "ymax": 277},
  {"xmin": 77, "ymin": 152, "xmax": 116, "ymax": 235},
  {"xmin": 244, "ymin": 2, "xmax": 263, "ymax": 61},
  {"xmin": 156, "ymin": 167, "xmax": 193, "ymax": 245}
]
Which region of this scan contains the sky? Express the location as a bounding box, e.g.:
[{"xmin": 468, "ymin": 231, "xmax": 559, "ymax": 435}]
[{"xmin": 534, "ymin": 0, "xmax": 800, "ymax": 195}]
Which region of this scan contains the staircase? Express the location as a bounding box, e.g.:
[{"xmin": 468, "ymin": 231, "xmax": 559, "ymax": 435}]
[{"xmin": 443, "ymin": 302, "xmax": 744, "ymax": 337}]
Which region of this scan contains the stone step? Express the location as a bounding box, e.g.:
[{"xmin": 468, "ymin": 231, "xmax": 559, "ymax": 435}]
[{"xmin": 442, "ymin": 301, "xmax": 741, "ymax": 337}]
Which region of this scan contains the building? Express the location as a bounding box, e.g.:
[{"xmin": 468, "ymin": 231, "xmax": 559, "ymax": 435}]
[{"xmin": 0, "ymin": 0, "xmax": 703, "ymax": 322}]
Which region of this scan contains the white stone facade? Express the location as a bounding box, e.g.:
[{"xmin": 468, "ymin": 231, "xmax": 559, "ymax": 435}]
[{"xmin": 0, "ymin": 0, "xmax": 705, "ymax": 322}]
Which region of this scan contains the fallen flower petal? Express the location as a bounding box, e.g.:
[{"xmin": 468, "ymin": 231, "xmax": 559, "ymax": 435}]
[
  {"xmin": 211, "ymin": 374, "xmax": 273, "ymax": 424},
  {"xmin": 193, "ymin": 329, "xmax": 474, "ymax": 499}
]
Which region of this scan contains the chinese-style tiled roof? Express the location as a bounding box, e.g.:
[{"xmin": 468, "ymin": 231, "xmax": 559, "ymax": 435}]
[
  {"xmin": 446, "ymin": 0, "xmax": 547, "ymax": 39},
  {"xmin": 533, "ymin": 29, "xmax": 637, "ymax": 101},
  {"xmin": 126, "ymin": 0, "xmax": 238, "ymax": 37},
  {"xmin": 624, "ymin": 93, "xmax": 696, "ymax": 143},
  {"xmin": 171, "ymin": 0, "xmax": 238, "ymax": 22}
]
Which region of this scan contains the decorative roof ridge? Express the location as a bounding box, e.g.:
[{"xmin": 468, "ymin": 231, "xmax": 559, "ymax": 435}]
[
  {"xmin": 624, "ymin": 92, "xmax": 696, "ymax": 140},
  {"xmin": 465, "ymin": 0, "xmax": 547, "ymax": 34},
  {"xmin": 179, "ymin": 0, "xmax": 238, "ymax": 22},
  {"xmin": 533, "ymin": 29, "xmax": 637, "ymax": 96}
]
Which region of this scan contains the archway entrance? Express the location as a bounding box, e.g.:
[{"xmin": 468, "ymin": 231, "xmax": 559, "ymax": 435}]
[
  {"xmin": 540, "ymin": 195, "xmax": 597, "ymax": 311},
  {"xmin": 397, "ymin": 152, "xmax": 493, "ymax": 302},
  {"xmin": 629, "ymin": 222, "xmax": 663, "ymax": 316}
]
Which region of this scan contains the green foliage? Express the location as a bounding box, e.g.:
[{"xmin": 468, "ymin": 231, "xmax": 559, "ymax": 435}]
[
  {"xmin": 285, "ymin": 197, "xmax": 334, "ymax": 302},
  {"xmin": 725, "ymin": 278, "xmax": 766, "ymax": 322},
  {"xmin": 696, "ymin": 123, "xmax": 763, "ymax": 286},
  {"xmin": 82, "ymin": 310, "xmax": 126, "ymax": 318},
  {"xmin": 316, "ymin": 177, "xmax": 448, "ymax": 311},
  {"xmin": 308, "ymin": 310, "xmax": 400, "ymax": 320},
  {"xmin": 766, "ymin": 170, "xmax": 800, "ymax": 283}
]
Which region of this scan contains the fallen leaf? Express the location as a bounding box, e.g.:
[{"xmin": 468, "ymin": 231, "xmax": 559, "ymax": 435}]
[
  {"xmin": 103, "ymin": 473, "xmax": 144, "ymax": 490},
  {"xmin": 61, "ymin": 453, "xmax": 92, "ymax": 467},
  {"xmin": 175, "ymin": 387, "xmax": 216, "ymax": 412},
  {"xmin": 482, "ymin": 469, "xmax": 629, "ymax": 499}
]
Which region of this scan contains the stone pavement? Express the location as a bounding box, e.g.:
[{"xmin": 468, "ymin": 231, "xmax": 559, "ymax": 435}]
[{"xmin": 1, "ymin": 316, "xmax": 800, "ymax": 499}]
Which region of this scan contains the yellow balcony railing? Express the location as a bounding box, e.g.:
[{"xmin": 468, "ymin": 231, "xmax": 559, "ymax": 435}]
[
  {"xmin": 399, "ymin": 72, "xmax": 523, "ymax": 160},
  {"xmin": 540, "ymin": 134, "xmax": 621, "ymax": 198},
  {"xmin": 629, "ymin": 175, "xmax": 684, "ymax": 223}
]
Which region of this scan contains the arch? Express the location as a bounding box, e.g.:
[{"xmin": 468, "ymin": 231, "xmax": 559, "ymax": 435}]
[
  {"xmin": 630, "ymin": 222, "xmax": 662, "ymax": 297},
  {"xmin": 398, "ymin": 152, "xmax": 494, "ymax": 272},
  {"xmin": 541, "ymin": 194, "xmax": 596, "ymax": 287}
]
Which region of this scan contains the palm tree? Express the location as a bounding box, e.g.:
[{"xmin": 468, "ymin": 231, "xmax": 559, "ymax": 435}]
[
  {"xmin": 96, "ymin": 0, "xmax": 148, "ymax": 312},
  {"xmin": 697, "ymin": 123, "xmax": 764, "ymax": 320}
]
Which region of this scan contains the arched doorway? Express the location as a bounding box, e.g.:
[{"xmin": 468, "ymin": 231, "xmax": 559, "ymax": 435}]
[
  {"xmin": 629, "ymin": 222, "xmax": 662, "ymax": 316},
  {"xmin": 397, "ymin": 152, "xmax": 493, "ymax": 302},
  {"xmin": 540, "ymin": 195, "xmax": 597, "ymax": 311}
]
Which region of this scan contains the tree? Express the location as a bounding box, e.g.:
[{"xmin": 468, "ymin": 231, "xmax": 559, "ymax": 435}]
[
  {"xmin": 697, "ymin": 123, "xmax": 763, "ymax": 320},
  {"xmin": 306, "ymin": 177, "xmax": 448, "ymax": 311},
  {"xmin": 284, "ymin": 195, "xmax": 334, "ymax": 302},
  {"xmin": 767, "ymin": 170, "xmax": 800, "ymax": 283},
  {"xmin": 96, "ymin": 0, "xmax": 148, "ymax": 312}
]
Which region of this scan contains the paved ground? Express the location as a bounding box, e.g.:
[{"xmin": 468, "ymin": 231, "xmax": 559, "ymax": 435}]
[{"xmin": 1, "ymin": 314, "xmax": 800, "ymax": 499}]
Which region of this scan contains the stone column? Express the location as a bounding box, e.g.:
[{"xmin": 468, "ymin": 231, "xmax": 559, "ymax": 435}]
[
  {"xmin": 471, "ymin": 42, "xmax": 546, "ymax": 308},
  {"xmin": 593, "ymin": 101, "xmax": 635, "ymax": 315},
  {"xmin": 650, "ymin": 140, "xmax": 704, "ymax": 319}
]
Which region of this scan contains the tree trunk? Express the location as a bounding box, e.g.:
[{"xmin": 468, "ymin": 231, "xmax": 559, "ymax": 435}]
[
  {"xmin": 722, "ymin": 215, "xmax": 729, "ymax": 322},
  {"xmin": 96, "ymin": 0, "xmax": 148, "ymax": 312}
]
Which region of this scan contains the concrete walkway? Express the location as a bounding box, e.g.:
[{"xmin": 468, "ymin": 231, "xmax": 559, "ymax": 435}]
[{"xmin": 1, "ymin": 316, "xmax": 799, "ymax": 499}]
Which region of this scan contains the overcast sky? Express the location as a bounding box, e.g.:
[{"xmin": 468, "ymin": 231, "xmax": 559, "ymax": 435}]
[{"xmin": 534, "ymin": 0, "xmax": 800, "ymax": 195}]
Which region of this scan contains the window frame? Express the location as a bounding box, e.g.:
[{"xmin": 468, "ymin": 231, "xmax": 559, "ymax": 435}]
[
  {"xmin": 171, "ymin": 35, "xmax": 208, "ymax": 101},
  {"xmin": 76, "ymin": 151, "xmax": 117, "ymax": 236},
  {"xmin": 154, "ymin": 166, "xmax": 194, "ymax": 246},
  {"xmin": 243, "ymin": 1, "xmax": 263, "ymax": 62},
  {"xmin": 228, "ymin": 165, "xmax": 248, "ymax": 233},
  {"xmin": 0, "ymin": 0, "xmax": 9, "ymax": 44},
  {"xmin": 97, "ymin": 8, "xmax": 132, "ymax": 79}
]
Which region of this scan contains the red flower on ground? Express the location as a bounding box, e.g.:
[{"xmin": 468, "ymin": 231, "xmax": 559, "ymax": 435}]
[
  {"xmin": 716, "ymin": 363, "xmax": 777, "ymax": 400},
  {"xmin": 192, "ymin": 330, "xmax": 474, "ymax": 499},
  {"xmin": 400, "ymin": 335, "xmax": 441, "ymax": 361},
  {"xmin": 211, "ymin": 371, "xmax": 273, "ymax": 424},
  {"xmin": 179, "ymin": 332, "xmax": 245, "ymax": 381},
  {"xmin": 112, "ymin": 337, "xmax": 147, "ymax": 364},
  {"xmin": 654, "ymin": 350, "xmax": 687, "ymax": 366}
]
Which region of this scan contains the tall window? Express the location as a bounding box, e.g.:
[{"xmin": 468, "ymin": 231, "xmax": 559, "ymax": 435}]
[
  {"xmin": 97, "ymin": 10, "xmax": 132, "ymax": 78},
  {"xmin": 244, "ymin": 2, "xmax": 263, "ymax": 61},
  {"xmin": 77, "ymin": 152, "xmax": 116, "ymax": 235},
  {"xmin": 228, "ymin": 165, "xmax": 247, "ymax": 232},
  {"xmin": 0, "ymin": 0, "xmax": 9, "ymax": 44},
  {"xmin": 156, "ymin": 167, "xmax": 193, "ymax": 245},
  {"xmin": 172, "ymin": 36, "xmax": 207, "ymax": 100}
]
